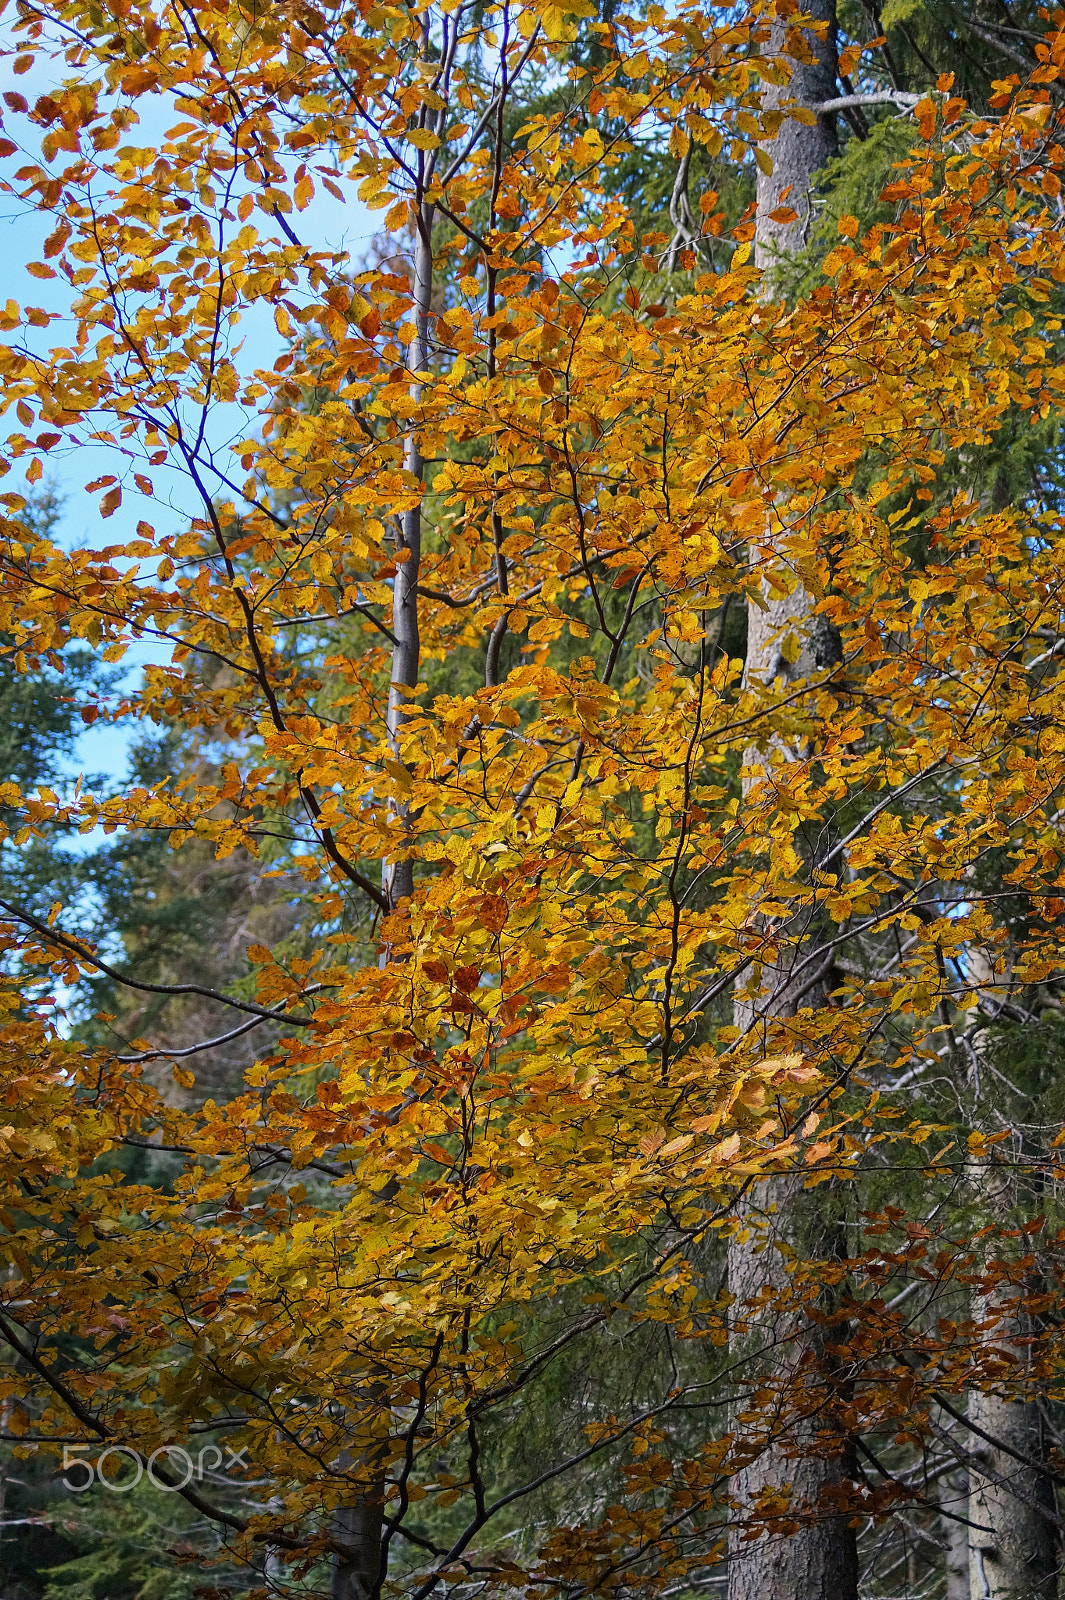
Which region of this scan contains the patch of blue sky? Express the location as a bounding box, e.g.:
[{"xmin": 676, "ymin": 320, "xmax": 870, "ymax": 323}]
[{"xmin": 0, "ymin": 38, "xmax": 375, "ymax": 801}]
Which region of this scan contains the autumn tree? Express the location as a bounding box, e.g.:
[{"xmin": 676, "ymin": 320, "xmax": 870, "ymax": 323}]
[
  {"xmin": 721, "ymin": 4, "xmax": 862, "ymax": 1598},
  {"xmin": 3, "ymin": 4, "xmax": 1065, "ymax": 1600}
]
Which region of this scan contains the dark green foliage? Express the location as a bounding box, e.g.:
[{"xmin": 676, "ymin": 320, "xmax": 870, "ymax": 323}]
[
  {"xmin": 1, "ymin": 1474, "xmax": 201, "ymax": 1600},
  {"xmin": 55, "ymin": 718, "xmax": 323, "ymax": 1127},
  {"xmin": 839, "ymin": 0, "xmax": 1050, "ymax": 107},
  {"xmin": 0, "ymin": 489, "xmax": 113, "ymax": 929}
]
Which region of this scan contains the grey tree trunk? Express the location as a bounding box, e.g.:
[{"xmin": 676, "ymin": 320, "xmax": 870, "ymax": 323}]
[
  {"xmin": 943, "ymin": 1481, "xmax": 971, "ymax": 1600},
  {"xmin": 726, "ymin": 1174, "xmax": 858, "ymax": 1600},
  {"xmin": 381, "ymin": 198, "xmax": 432, "ymax": 913},
  {"xmin": 753, "ymin": 0, "xmax": 838, "ymax": 273},
  {"xmin": 968, "ymin": 1390, "xmax": 1058, "ymax": 1600},
  {"xmin": 726, "ymin": 9, "xmax": 855, "ymax": 1600},
  {"xmin": 961, "ymin": 1028, "xmax": 1060, "ymax": 1599},
  {"xmin": 332, "ymin": 1496, "xmax": 386, "ymax": 1600}
]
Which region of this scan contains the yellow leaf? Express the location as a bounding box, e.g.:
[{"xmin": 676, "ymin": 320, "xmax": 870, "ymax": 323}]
[{"xmin": 541, "ymin": 5, "xmax": 576, "ymax": 40}]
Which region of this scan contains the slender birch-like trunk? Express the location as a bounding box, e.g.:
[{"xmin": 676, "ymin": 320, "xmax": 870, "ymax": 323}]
[
  {"xmin": 334, "ymin": 46, "xmax": 437, "ymax": 1598},
  {"xmin": 726, "ymin": 8, "xmax": 858, "ymax": 1599},
  {"xmin": 943, "ymin": 1485, "xmax": 971, "ymax": 1600},
  {"xmin": 382, "ymin": 198, "xmax": 432, "ymax": 913}
]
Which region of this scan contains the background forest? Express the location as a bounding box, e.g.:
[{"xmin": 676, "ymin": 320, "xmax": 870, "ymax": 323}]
[{"xmin": 2, "ymin": 0, "xmax": 1065, "ymax": 1598}]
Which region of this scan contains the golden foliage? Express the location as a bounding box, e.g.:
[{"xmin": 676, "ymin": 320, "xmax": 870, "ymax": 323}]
[{"xmin": 1, "ymin": 0, "xmax": 1065, "ymax": 1587}]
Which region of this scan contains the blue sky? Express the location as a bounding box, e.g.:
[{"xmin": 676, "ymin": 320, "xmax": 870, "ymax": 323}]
[{"xmin": 0, "ymin": 39, "xmax": 375, "ymax": 790}]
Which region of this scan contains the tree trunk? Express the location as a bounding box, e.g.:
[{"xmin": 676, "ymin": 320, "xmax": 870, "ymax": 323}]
[
  {"xmin": 382, "ymin": 197, "xmax": 432, "ymax": 913},
  {"xmin": 726, "ymin": 1174, "xmax": 858, "ymax": 1600},
  {"xmin": 726, "ymin": 8, "xmax": 856, "ymax": 1600},
  {"xmin": 332, "ymin": 1496, "xmax": 387, "ymax": 1600},
  {"xmin": 960, "ymin": 1028, "xmax": 1060, "ymax": 1599},
  {"xmin": 948, "ymin": 1517, "xmax": 972, "ymax": 1600},
  {"xmin": 335, "ymin": 128, "xmax": 437, "ymax": 1600},
  {"xmin": 753, "ymin": 0, "xmax": 838, "ymax": 274},
  {"xmin": 940, "ymin": 1472, "xmax": 972, "ymax": 1600},
  {"xmin": 968, "ymin": 1390, "xmax": 1058, "ymax": 1600}
]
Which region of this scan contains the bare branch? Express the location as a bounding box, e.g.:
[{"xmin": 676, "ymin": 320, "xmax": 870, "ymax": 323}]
[
  {"xmin": 815, "ymin": 91, "xmax": 921, "ymax": 112},
  {"xmin": 0, "ymin": 899, "xmax": 319, "ymax": 1027}
]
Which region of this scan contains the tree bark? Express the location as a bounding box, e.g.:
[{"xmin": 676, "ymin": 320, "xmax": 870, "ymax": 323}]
[
  {"xmin": 726, "ymin": 1174, "xmax": 858, "ymax": 1600},
  {"xmin": 961, "ymin": 1029, "xmax": 1060, "ymax": 1599},
  {"xmin": 332, "ymin": 1496, "xmax": 387, "ymax": 1600},
  {"xmin": 726, "ymin": 8, "xmax": 856, "ymax": 1600},
  {"xmin": 382, "ymin": 197, "xmax": 432, "ymax": 913},
  {"xmin": 968, "ymin": 1390, "xmax": 1058, "ymax": 1600},
  {"xmin": 754, "ymin": 0, "xmax": 838, "ymax": 273},
  {"xmin": 942, "ymin": 1479, "xmax": 971, "ymax": 1600}
]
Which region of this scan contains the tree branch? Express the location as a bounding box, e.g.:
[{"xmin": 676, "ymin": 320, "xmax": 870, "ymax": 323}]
[
  {"xmin": 0, "ymin": 899, "xmax": 318, "ymax": 1026},
  {"xmin": 814, "ymin": 91, "xmax": 921, "ymax": 112}
]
